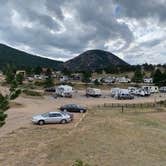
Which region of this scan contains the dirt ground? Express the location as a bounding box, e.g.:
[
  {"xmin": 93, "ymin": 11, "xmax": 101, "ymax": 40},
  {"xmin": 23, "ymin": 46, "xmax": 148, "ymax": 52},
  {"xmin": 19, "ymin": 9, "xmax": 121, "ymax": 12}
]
[
  {"xmin": 0, "ymin": 107, "xmax": 166, "ymax": 166},
  {"xmin": 0, "ymin": 90, "xmax": 166, "ymax": 137}
]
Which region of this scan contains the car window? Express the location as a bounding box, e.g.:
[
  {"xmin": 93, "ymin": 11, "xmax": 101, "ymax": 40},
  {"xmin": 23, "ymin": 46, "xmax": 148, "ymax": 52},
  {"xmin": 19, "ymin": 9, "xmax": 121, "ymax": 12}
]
[
  {"xmin": 66, "ymin": 104, "xmax": 72, "ymax": 108},
  {"xmin": 49, "ymin": 113, "xmax": 62, "ymax": 117},
  {"xmin": 42, "ymin": 113, "xmax": 49, "ymax": 117}
]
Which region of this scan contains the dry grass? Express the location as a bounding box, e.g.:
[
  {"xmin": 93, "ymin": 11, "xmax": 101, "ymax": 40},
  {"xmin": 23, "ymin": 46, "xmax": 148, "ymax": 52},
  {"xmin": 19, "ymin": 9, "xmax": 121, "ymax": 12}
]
[{"xmin": 0, "ymin": 108, "xmax": 166, "ymax": 166}]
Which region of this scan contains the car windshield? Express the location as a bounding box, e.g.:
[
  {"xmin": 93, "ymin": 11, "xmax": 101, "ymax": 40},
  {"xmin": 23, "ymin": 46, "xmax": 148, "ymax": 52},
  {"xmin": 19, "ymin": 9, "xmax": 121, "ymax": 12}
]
[{"xmin": 41, "ymin": 113, "xmax": 49, "ymax": 117}]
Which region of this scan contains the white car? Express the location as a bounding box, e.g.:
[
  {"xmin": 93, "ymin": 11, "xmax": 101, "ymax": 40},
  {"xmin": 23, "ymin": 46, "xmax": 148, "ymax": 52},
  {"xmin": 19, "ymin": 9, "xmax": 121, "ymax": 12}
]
[{"xmin": 32, "ymin": 111, "xmax": 72, "ymax": 125}]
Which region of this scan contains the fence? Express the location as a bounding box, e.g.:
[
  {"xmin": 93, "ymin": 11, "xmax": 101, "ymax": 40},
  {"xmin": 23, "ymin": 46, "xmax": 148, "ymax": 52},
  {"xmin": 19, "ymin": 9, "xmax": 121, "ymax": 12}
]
[{"xmin": 97, "ymin": 101, "xmax": 166, "ymax": 113}]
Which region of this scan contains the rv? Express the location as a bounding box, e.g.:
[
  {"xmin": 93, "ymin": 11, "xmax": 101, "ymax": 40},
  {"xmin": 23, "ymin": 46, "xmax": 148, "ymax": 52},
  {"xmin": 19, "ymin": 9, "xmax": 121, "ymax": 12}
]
[
  {"xmin": 142, "ymin": 86, "xmax": 159, "ymax": 93},
  {"xmin": 55, "ymin": 85, "xmax": 73, "ymax": 98},
  {"xmin": 159, "ymin": 86, "xmax": 166, "ymax": 93},
  {"xmin": 110, "ymin": 88, "xmax": 120, "ymax": 98},
  {"xmin": 86, "ymin": 88, "xmax": 101, "ymax": 97},
  {"xmin": 128, "ymin": 87, "xmax": 138, "ymax": 95}
]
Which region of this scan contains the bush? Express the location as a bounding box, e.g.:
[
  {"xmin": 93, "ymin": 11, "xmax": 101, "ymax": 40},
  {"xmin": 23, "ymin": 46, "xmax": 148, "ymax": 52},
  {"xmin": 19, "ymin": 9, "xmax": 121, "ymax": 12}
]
[
  {"xmin": 34, "ymin": 81, "xmax": 45, "ymax": 87},
  {"xmin": 23, "ymin": 90, "xmax": 42, "ymax": 96},
  {"xmin": 72, "ymin": 160, "xmax": 90, "ymax": 166},
  {"xmin": 10, "ymin": 89, "xmax": 22, "ymax": 100}
]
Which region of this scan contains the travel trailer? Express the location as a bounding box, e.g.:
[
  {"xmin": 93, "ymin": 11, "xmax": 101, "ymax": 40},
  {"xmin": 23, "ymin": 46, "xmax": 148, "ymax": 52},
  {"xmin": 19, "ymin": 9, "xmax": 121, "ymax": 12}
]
[
  {"xmin": 86, "ymin": 88, "xmax": 101, "ymax": 97},
  {"xmin": 55, "ymin": 85, "xmax": 73, "ymax": 98},
  {"xmin": 143, "ymin": 78, "xmax": 153, "ymax": 83},
  {"xmin": 142, "ymin": 86, "xmax": 159, "ymax": 93}
]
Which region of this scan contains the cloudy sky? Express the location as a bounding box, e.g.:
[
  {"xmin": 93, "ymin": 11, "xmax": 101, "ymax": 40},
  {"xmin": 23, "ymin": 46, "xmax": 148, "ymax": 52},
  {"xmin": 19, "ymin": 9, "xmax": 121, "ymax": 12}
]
[{"xmin": 0, "ymin": 0, "xmax": 166, "ymax": 64}]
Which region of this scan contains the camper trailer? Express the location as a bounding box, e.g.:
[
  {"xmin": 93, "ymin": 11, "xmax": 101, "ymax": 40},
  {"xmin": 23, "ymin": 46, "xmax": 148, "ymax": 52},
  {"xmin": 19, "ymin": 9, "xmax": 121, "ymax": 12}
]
[
  {"xmin": 86, "ymin": 88, "xmax": 101, "ymax": 97},
  {"xmin": 55, "ymin": 85, "xmax": 73, "ymax": 98},
  {"xmin": 142, "ymin": 86, "xmax": 159, "ymax": 93}
]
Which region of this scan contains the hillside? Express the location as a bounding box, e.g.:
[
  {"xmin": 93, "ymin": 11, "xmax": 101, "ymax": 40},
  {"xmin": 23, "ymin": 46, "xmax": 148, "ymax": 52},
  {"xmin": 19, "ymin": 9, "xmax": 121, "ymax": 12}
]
[
  {"xmin": 64, "ymin": 49, "xmax": 129, "ymax": 71},
  {"xmin": 0, "ymin": 44, "xmax": 63, "ymax": 70}
]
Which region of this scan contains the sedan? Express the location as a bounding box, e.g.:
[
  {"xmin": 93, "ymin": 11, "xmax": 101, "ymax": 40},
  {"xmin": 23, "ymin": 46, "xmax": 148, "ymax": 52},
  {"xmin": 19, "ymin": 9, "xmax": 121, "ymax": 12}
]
[
  {"xmin": 32, "ymin": 111, "xmax": 72, "ymax": 125},
  {"xmin": 60, "ymin": 104, "xmax": 87, "ymax": 113}
]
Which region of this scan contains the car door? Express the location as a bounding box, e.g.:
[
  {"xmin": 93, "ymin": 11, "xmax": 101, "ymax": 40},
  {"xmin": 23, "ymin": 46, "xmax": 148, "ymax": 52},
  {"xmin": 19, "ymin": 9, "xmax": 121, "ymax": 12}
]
[
  {"xmin": 71, "ymin": 104, "xmax": 77, "ymax": 112},
  {"xmin": 48, "ymin": 113, "xmax": 63, "ymax": 123}
]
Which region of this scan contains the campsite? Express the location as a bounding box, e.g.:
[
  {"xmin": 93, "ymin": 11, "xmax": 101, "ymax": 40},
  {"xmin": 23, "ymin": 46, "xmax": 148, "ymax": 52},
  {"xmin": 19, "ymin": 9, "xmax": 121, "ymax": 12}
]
[{"xmin": 0, "ymin": 1, "xmax": 166, "ymax": 165}]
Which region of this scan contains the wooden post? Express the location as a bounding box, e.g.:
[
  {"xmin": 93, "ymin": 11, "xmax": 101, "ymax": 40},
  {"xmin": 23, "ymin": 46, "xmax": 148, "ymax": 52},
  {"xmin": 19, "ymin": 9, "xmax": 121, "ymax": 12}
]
[{"xmin": 122, "ymin": 106, "xmax": 124, "ymax": 113}]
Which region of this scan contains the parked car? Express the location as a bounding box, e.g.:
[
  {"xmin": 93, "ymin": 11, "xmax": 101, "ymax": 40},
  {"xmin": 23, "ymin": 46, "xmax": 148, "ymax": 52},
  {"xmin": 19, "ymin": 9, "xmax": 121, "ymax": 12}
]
[
  {"xmin": 45, "ymin": 87, "xmax": 56, "ymax": 93},
  {"xmin": 118, "ymin": 93, "xmax": 134, "ymax": 100},
  {"xmin": 32, "ymin": 111, "xmax": 72, "ymax": 125},
  {"xmin": 60, "ymin": 104, "xmax": 87, "ymax": 113}
]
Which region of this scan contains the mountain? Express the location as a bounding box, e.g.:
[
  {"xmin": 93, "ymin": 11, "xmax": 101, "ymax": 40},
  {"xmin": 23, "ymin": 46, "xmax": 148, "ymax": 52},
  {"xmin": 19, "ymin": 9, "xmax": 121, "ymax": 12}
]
[
  {"xmin": 64, "ymin": 49, "xmax": 129, "ymax": 71},
  {"xmin": 0, "ymin": 44, "xmax": 63, "ymax": 70}
]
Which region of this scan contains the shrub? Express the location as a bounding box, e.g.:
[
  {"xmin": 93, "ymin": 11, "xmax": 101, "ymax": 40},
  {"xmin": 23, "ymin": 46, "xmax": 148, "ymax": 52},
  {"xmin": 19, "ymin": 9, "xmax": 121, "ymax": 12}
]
[{"xmin": 23, "ymin": 90, "xmax": 42, "ymax": 96}]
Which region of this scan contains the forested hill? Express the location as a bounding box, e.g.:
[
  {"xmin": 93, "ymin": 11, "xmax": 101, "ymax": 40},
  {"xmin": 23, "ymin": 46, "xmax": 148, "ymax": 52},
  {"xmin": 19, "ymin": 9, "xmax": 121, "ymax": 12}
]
[
  {"xmin": 64, "ymin": 49, "xmax": 129, "ymax": 71},
  {"xmin": 0, "ymin": 44, "xmax": 63, "ymax": 69}
]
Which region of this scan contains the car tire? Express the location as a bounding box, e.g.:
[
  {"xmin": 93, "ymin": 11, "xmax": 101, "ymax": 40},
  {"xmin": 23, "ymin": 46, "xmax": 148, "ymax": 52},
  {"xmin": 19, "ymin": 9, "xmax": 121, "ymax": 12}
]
[
  {"xmin": 80, "ymin": 109, "xmax": 84, "ymax": 113},
  {"xmin": 61, "ymin": 119, "xmax": 67, "ymax": 124},
  {"xmin": 38, "ymin": 120, "xmax": 45, "ymax": 125}
]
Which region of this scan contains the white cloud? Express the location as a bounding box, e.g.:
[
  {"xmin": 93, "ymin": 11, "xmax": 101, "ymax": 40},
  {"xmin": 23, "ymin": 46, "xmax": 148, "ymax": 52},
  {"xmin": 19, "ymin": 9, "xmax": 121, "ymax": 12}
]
[{"xmin": 0, "ymin": 0, "xmax": 165, "ymax": 64}]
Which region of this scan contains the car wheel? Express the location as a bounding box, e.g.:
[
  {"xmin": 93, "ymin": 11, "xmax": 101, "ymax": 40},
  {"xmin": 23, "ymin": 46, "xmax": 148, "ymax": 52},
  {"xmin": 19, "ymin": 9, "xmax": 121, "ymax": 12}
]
[
  {"xmin": 38, "ymin": 120, "xmax": 45, "ymax": 125},
  {"xmin": 61, "ymin": 119, "xmax": 67, "ymax": 124},
  {"xmin": 80, "ymin": 109, "xmax": 84, "ymax": 113}
]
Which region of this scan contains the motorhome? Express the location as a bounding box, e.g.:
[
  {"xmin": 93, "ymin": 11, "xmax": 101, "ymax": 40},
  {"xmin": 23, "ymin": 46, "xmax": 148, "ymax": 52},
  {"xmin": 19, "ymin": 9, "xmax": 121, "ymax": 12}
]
[
  {"xmin": 142, "ymin": 86, "xmax": 159, "ymax": 93},
  {"xmin": 86, "ymin": 88, "xmax": 101, "ymax": 97},
  {"xmin": 55, "ymin": 85, "xmax": 73, "ymax": 98}
]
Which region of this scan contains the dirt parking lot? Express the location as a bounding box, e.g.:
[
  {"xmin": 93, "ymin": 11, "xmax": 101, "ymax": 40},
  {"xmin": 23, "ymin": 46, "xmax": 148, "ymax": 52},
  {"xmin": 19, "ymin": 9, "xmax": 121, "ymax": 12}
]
[
  {"xmin": 0, "ymin": 106, "xmax": 166, "ymax": 166},
  {"xmin": 0, "ymin": 90, "xmax": 166, "ymax": 137}
]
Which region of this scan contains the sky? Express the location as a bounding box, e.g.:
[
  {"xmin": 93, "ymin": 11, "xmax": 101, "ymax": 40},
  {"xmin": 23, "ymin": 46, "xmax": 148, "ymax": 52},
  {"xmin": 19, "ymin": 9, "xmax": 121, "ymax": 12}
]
[{"xmin": 0, "ymin": 0, "xmax": 166, "ymax": 64}]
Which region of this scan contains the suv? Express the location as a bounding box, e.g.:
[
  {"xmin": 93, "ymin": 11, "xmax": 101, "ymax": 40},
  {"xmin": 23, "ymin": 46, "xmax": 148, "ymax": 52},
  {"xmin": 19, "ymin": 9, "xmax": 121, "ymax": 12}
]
[
  {"xmin": 60, "ymin": 104, "xmax": 87, "ymax": 113},
  {"xmin": 118, "ymin": 93, "xmax": 134, "ymax": 100}
]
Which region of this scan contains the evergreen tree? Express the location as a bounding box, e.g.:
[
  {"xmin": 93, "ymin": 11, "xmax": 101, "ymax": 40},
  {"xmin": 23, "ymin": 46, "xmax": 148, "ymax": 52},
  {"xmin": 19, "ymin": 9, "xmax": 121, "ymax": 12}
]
[
  {"xmin": 16, "ymin": 73, "xmax": 24, "ymax": 84},
  {"xmin": 82, "ymin": 71, "xmax": 92, "ymax": 83},
  {"xmin": 132, "ymin": 68, "xmax": 143, "ymax": 83},
  {"xmin": 153, "ymin": 69, "xmax": 164, "ymax": 85},
  {"xmin": 0, "ymin": 94, "xmax": 9, "ymax": 127}
]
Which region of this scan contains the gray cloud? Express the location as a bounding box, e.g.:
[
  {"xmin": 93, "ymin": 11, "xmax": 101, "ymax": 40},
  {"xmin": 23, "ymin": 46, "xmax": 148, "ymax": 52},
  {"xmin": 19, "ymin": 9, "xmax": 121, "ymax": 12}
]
[{"xmin": 0, "ymin": 0, "xmax": 165, "ymax": 64}]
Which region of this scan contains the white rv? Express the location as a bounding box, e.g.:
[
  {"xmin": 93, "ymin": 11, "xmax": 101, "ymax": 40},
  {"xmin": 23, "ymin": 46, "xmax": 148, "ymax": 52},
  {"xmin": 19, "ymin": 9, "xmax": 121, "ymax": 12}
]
[
  {"xmin": 55, "ymin": 85, "xmax": 73, "ymax": 97},
  {"xmin": 142, "ymin": 86, "xmax": 159, "ymax": 93},
  {"xmin": 110, "ymin": 88, "xmax": 120, "ymax": 97},
  {"xmin": 128, "ymin": 87, "xmax": 138, "ymax": 95},
  {"xmin": 159, "ymin": 86, "xmax": 166, "ymax": 93},
  {"xmin": 86, "ymin": 88, "xmax": 101, "ymax": 97}
]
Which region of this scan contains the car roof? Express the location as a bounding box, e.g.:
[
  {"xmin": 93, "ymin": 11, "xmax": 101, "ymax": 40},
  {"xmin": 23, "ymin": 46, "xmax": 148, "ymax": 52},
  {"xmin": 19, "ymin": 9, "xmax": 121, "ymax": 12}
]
[{"xmin": 49, "ymin": 111, "xmax": 61, "ymax": 114}]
